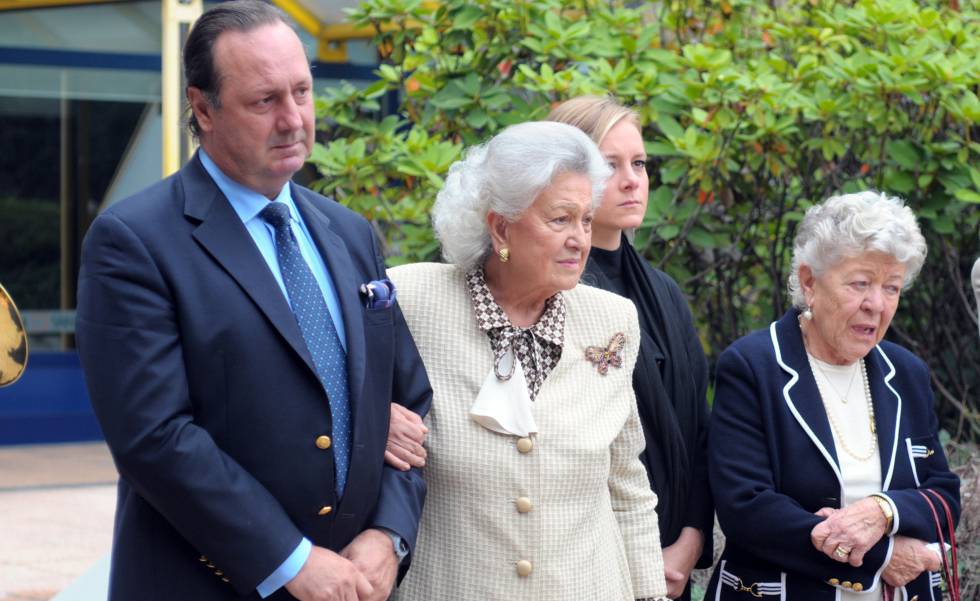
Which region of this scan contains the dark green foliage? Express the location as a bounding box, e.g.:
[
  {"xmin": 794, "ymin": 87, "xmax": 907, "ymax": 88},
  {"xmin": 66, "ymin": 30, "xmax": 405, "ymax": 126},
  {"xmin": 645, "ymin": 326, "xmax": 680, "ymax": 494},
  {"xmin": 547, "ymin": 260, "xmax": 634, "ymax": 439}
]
[
  {"xmin": 311, "ymin": 0, "xmax": 980, "ymax": 442},
  {"xmin": 0, "ymin": 197, "xmax": 60, "ymax": 310}
]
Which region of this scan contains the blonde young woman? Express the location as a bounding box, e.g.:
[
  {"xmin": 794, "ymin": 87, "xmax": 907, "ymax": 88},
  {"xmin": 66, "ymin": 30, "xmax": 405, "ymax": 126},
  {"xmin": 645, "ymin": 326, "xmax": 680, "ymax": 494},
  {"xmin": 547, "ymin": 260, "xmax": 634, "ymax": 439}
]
[{"xmin": 548, "ymin": 96, "xmax": 713, "ymax": 601}]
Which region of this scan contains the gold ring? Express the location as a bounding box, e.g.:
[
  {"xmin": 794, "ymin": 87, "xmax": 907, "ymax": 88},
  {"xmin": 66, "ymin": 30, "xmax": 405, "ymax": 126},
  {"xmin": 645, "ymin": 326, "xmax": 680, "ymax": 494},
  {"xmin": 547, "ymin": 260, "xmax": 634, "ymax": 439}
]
[{"xmin": 834, "ymin": 545, "xmax": 851, "ymax": 558}]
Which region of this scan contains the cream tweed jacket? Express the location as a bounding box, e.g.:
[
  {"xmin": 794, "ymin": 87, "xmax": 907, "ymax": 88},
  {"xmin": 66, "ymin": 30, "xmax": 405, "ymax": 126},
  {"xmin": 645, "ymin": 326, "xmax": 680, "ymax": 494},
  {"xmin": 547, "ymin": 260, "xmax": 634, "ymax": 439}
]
[{"xmin": 390, "ymin": 263, "xmax": 666, "ymax": 601}]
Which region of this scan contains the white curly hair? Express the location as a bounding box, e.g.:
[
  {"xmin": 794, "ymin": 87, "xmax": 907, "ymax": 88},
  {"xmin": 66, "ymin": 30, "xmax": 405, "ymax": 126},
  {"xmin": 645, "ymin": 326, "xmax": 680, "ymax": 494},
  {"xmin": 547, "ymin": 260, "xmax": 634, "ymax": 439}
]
[
  {"xmin": 432, "ymin": 121, "xmax": 611, "ymax": 271},
  {"xmin": 788, "ymin": 190, "xmax": 927, "ymax": 309}
]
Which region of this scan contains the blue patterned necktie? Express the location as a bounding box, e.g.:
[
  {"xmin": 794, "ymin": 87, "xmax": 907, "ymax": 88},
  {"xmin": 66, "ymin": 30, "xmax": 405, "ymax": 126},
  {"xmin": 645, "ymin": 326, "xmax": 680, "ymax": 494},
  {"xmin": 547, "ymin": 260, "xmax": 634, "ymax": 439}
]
[{"xmin": 259, "ymin": 202, "xmax": 351, "ymax": 495}]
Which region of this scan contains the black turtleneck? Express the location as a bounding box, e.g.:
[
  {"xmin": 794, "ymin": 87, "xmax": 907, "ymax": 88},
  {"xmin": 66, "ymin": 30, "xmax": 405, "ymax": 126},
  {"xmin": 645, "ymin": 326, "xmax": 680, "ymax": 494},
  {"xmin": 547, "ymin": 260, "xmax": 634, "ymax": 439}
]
[{"xmin": 581, "ymin": 235, "xmax": 715, "ymax": 598}]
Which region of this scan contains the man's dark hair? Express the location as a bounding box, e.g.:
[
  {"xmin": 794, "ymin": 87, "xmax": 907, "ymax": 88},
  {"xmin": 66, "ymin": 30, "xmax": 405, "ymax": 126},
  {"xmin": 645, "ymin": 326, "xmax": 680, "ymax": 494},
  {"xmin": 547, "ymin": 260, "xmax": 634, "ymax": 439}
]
[{"xmin": 183, "ymin": 0, "xmax": 292, "ymax": 136}]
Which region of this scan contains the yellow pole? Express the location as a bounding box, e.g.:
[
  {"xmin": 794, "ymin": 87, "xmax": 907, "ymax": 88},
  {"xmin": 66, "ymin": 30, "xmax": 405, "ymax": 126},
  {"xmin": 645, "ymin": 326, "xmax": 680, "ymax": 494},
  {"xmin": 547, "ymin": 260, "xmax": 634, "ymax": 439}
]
[{"xmin": 162, "ymin": 0, "xmax": 202, "ymax": 177}]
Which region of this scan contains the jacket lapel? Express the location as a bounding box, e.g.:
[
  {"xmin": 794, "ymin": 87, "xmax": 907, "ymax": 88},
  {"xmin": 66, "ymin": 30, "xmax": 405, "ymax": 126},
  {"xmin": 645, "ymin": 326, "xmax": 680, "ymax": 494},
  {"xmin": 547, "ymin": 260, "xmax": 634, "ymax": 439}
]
[
  {"xmin": 182, "ymin": 154, "xmax": 318, "ymax": 377},
  {"xmin": 292, "ymin": 188, "xmax": 367, "ymax": 418},
  {"xmin": 868, "ymin": 345, "xmax": 901, "ymax": 490},
  {"xmin": 771, "ymin": 310, "xmax": 844, "ymax": 491}
]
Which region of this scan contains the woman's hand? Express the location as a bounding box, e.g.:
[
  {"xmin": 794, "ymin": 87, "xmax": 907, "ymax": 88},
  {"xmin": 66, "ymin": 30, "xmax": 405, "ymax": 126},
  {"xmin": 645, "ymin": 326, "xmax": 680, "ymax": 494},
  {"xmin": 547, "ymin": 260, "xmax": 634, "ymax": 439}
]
[
  {"xmin": 810, "ymin": 497, "xmax": 888, "ymax": 566},
  {"xmin": 882, "ymin": 536, "xmax": 941, "ymax": 588},
  {"xmin": 384, "ymin": 403, "xmax": 428, "ymax": 471},
  {"xmin": 661, "ymin": 527, "xmax": 704, "ymax": 599}
]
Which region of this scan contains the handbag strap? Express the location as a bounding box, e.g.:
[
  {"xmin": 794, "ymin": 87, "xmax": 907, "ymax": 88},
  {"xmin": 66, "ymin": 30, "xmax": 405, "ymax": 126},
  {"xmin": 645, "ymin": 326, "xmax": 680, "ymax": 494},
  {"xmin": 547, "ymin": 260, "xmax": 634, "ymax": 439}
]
[
  {"xmin": 916, "ymin": 489, "xmax": 960, "ymax": 601},
  {"xmin": 924, "ymin": 489, "xmax": 960, "ymax": 600},
  {"xmin": 916, "ymin": 491, "xmax": 951, "ymax": 595}
]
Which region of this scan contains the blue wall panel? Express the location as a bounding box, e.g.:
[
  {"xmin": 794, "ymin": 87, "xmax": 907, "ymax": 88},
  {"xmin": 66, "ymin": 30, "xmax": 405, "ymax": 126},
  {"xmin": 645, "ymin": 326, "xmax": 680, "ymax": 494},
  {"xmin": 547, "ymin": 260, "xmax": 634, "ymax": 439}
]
[{"xmin": 0, "ymin": 351, "xmax": 103, "ymax": 445}]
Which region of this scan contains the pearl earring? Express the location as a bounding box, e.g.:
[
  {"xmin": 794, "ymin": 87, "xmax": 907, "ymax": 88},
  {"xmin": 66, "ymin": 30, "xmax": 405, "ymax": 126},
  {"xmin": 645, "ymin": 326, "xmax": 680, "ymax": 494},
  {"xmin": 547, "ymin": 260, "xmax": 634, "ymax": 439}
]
[{"xmin": 802, "ymin": 305, "xmax": 813, "ymax": 321}]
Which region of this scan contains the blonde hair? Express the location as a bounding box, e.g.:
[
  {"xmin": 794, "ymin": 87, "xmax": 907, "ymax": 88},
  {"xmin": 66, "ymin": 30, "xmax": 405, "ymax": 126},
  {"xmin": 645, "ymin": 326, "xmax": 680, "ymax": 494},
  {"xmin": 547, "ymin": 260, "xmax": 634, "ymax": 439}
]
[{"xmin": 547, "ymin": 95, "xmax": 641, "ymax": 145}]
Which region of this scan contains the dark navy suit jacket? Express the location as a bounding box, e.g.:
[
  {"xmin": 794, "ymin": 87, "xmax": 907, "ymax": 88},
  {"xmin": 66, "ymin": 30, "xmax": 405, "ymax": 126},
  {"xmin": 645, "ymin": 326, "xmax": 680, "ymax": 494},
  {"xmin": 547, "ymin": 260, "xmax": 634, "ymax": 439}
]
[
  {"xmin": 707, "ymin": 309, "xmax": 959, "ymax": 600},
  {"xmin": 76, "ymin": 154, "xmax": 431, "ymax": 600}
]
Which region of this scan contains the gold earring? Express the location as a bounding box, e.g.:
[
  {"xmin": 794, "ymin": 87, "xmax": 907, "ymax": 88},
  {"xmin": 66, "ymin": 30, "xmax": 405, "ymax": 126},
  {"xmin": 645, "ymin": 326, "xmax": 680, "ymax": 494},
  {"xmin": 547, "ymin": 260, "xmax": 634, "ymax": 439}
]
[{"xmin": 498, "ymin": 247, "xmax": 510, "ymax": 263}]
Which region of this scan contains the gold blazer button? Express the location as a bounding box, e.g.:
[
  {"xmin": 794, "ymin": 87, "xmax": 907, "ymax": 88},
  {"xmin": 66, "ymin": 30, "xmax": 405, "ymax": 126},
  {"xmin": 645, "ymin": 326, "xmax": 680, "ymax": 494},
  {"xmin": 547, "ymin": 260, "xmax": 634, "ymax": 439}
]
[{"xmin": 315, "ymin": 435, "xmax": 332, "ymax": 450}]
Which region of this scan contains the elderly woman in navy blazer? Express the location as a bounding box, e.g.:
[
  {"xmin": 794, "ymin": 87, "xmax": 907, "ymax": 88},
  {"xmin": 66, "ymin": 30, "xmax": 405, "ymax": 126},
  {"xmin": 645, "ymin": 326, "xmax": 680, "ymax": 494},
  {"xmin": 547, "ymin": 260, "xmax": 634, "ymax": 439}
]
[{"xmin": 707, "ymin": 191, "xmax": 960, "ymax": 601}]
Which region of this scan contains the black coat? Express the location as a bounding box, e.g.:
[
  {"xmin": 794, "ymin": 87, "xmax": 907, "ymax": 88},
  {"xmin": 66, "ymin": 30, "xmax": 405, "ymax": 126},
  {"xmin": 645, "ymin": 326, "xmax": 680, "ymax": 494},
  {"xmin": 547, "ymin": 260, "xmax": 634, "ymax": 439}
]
[{"xmin": 582, "ymin": 239, "xmax": 714, "ymax": 579}]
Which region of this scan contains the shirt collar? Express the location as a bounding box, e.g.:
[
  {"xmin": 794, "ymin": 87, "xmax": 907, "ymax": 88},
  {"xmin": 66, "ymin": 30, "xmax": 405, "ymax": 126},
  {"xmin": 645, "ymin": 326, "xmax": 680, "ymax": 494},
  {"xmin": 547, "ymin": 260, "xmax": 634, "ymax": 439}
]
[
  {"xmin": 198, "ymin": 148, "xmax": 297, "ymax": 224},
  {"xmin": 465, "ymin": 268, "xmax": 565, "ymax": 348}
]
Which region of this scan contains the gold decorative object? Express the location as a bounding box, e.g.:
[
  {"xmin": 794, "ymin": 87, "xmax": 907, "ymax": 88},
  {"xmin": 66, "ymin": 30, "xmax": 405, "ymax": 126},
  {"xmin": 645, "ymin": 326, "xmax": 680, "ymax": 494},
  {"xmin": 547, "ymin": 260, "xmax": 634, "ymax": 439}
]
[{"xmin": 0, "ymin": 282, "xmax": 28, "ymax": 387}]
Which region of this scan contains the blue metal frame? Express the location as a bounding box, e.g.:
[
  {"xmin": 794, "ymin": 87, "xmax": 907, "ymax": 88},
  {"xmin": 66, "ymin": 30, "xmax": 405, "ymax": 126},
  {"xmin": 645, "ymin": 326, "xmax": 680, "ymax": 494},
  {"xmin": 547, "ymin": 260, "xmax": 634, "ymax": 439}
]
[
  {"xmin": 0, "ymin": 46, "xmax": 378, "ymax": 80},
  {"xmin": 311, "ymin": 60, "xmax": 377, "ymax": 81},
  {"xmin": 0, "ymin": 46, "xmax": 160, "ymax": 70}
]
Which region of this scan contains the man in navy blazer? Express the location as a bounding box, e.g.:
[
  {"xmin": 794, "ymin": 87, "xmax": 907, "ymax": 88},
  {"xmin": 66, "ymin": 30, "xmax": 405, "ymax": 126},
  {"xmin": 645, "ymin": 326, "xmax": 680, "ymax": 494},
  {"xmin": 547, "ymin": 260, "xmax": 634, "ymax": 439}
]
[{"xmin": 75, "ymin": 2, "xmax": 430, "ymax": 599}]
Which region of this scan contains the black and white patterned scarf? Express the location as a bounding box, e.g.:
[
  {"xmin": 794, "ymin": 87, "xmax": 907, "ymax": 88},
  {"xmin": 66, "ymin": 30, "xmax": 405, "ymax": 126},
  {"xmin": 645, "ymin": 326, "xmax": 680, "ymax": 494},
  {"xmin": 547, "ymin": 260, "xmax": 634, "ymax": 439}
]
[{"xmin": 465, "ymin": 268, "xmax": 564, "ymax": 401}]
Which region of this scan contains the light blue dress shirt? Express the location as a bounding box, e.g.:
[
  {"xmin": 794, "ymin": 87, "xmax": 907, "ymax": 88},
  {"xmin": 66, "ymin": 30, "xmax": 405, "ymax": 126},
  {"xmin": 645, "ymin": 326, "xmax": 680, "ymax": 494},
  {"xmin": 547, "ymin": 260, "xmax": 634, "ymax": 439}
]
[
  {"xmin": 199, "ymin": 151, "xmax": 405, "ymax": 597},
  {"xmin": 199, "ymin": 150, "xmax": 335, "ymax": 597},
  {"xmin": 199, "ymin": 150, "xmax": 347, "ymax": 351}
]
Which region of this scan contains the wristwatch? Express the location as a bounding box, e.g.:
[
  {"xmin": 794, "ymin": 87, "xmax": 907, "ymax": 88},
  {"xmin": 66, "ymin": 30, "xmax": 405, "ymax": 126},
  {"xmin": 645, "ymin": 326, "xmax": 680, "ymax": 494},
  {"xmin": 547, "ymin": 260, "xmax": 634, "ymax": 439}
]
[{"xmin": 870, "ymin": 493, "xmax": 895, "ymax": 533}]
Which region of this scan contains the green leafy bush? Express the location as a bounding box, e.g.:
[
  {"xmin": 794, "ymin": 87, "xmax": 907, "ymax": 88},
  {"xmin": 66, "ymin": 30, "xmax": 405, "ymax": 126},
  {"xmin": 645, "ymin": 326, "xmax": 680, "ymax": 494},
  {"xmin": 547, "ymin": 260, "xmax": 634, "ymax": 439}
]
[{"xmin": 310, "ymin": 0, "xmax": 980, "ymax": 441}]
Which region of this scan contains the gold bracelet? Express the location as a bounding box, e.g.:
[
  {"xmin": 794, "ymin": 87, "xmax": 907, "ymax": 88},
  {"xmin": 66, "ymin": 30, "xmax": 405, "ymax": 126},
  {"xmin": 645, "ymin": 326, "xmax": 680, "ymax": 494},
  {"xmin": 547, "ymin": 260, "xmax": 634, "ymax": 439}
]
[{"xmin": 870, "ymin": 494, "xmax": 894, "ymax": 532}]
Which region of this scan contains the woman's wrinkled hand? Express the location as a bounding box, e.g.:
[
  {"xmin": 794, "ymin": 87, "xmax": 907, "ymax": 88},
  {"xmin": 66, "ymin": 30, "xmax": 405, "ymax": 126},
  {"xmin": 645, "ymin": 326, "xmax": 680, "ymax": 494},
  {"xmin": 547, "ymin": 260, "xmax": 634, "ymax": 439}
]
[
  {"xmin": 384, "ymin": 403, "xmax": 428, "ymax": 471},
  {"xmin": 882, "ymin": 536, "xmax": 941, "ymax": 588},
  {"xmin": 661, "ymin": 527, "xmax": 704, "ymax": 599},
  {"xmin": 810, "ymin": 497, "xmax": 888, "ymax": 566}
]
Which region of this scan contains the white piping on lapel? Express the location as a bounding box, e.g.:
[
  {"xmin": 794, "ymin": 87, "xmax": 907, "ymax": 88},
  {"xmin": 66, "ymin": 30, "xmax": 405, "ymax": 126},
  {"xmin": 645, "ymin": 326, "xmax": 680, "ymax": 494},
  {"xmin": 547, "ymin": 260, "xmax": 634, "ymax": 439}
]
[
  {"xmin": 905, "ymin": 438, "xmax": 921, "ymax": 487},
  {"xmin": 771, "ymin": 326, "xmax": 897, "ymax": 595},
  {"xmin": 769, "ymin": 322, "xmax": 845, "ymax": 495},
  {"xmin": 873, "ymin": 344, "xmax": 901, "ymax": 491}
]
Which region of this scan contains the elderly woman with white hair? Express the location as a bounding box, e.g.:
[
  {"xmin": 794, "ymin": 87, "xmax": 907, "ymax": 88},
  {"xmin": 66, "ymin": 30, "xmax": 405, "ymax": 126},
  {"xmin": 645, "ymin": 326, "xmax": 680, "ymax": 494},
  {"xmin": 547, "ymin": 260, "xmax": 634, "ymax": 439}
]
[
  {"xmin": 387, "ymin": 121, "xmax": 668, "ymax": 600},
  {"xmin": 706, "ymin": 191, "xmax": 960, "ymax": 601}
]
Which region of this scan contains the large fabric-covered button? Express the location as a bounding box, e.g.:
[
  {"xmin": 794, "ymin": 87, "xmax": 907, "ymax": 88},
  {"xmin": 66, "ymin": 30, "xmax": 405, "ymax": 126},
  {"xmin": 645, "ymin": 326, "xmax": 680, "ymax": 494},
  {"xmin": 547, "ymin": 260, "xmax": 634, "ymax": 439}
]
[{"xmin": 516, "ymin": 560, "xmax": 533, "ymax": 577}]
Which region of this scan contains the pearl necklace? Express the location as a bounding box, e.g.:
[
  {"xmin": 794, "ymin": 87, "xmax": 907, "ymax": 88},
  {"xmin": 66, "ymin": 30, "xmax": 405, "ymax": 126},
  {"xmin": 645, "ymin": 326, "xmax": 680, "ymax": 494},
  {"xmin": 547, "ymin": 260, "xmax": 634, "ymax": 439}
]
[{"xmin": 809, "ymin": 356, "xmax": 878, "ymax": 462}]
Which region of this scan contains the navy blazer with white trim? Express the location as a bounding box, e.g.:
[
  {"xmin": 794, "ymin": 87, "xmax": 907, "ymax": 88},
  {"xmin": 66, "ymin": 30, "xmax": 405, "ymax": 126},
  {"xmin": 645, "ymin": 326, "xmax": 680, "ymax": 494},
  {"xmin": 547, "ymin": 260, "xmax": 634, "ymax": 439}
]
[{"xmin": 707, "ymin": 309, "xmax": 960, "ymax": 600}]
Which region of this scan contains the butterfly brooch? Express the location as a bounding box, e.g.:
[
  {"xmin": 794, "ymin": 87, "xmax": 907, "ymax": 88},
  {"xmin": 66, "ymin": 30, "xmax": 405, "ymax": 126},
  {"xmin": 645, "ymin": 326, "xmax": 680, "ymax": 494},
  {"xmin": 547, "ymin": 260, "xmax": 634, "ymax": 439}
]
[{"xmin": 585, "ymin": 332, "xmax": 626, "ymax": 375}]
